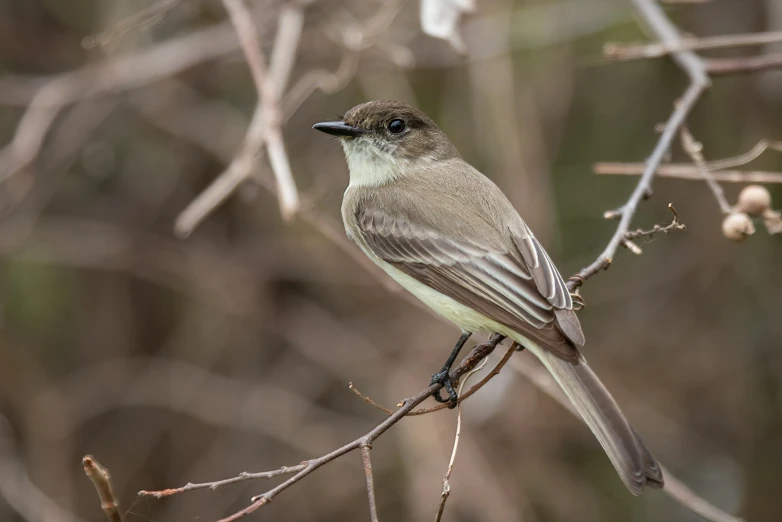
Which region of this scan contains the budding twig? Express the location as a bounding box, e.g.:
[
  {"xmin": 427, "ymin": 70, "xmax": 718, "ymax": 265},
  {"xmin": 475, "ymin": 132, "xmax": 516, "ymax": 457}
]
[{"xmin": 83, "ymin": 455, "xmax": 123, "ymax": 522}]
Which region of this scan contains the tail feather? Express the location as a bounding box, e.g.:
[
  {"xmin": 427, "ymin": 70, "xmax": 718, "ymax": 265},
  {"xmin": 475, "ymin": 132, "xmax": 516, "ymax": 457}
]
[{"xmin": 529, "ymin": 344, "xmax": 664, "ymax": 494}]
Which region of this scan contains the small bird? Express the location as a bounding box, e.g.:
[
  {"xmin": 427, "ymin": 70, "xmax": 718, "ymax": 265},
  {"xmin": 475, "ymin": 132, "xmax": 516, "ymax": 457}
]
[{"xmin": 313, "ymin": 100, "xmax": 664, "ymax": 494}]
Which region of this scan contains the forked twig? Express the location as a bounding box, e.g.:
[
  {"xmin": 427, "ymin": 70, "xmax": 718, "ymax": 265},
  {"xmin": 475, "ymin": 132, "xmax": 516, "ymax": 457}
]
[{"xmin": 621, "ymin": 203, "xmax": 687, "ymax": 254}]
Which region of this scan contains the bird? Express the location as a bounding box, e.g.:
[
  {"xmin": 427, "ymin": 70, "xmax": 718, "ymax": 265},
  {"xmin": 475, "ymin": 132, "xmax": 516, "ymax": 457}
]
[{"xmin": 313, "ymin": 100, "xmax": 664, "ymax": 494}]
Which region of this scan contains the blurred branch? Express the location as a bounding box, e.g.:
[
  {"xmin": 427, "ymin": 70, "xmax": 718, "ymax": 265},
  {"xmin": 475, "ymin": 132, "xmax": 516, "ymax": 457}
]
[
  {"xmin": 510, "ymin": 358, "xmax": 744, "ymax": 522},
  {"xmin": 680, "ymin": 128, "xmax": 732, "ymax": 214},
  {"xmin": 595, "ymin": 138, "xmax": 782, "ymax": 183},
  {"xmin": 0, "ymin": 13, "xmax": 254, "ymax": 184},
  {"xmin": 567, "ymin": 0, "xmax": 709, "ymax": 291},
  {"xmin": 596, "ymin": 166, "xmax": 782, "ymax": 183},
  {"xmin": 705, "ymin": 53, "xmax": 782, "ymax": 75},
  {"xmin": 175, "ymin": 0, "xmax": 302, "ymax": 233},
  {"xmin": 132, "ymin": 81, "xmax": 406, "ymax": 294},
  {"xmin": 604, "ymin": 31, "xmax": 782, "ymax": 62},
  {"xmin": 139, "ymin": 334, "xmax": 506, "ymax": 521},
  {"xmin": 0, "ymin": 414, "xmax": 86, "ymax": 522},
  {"xmin": 82, "ymin": 0, "xmax": 185, "ymax": 51},
  {"xmin": 82, "ymin": 456, "xmax": 122, "ymax": 522},
  {"xmin": 174, "ymin": 0, "xmax": 409, "ymax": 236}
]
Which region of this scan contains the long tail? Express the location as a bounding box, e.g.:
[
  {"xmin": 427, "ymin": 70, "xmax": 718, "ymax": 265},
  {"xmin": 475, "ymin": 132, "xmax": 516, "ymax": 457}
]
[{"xmin": 527, "ymin": 343, "xmax": 664, "ymax": 494}]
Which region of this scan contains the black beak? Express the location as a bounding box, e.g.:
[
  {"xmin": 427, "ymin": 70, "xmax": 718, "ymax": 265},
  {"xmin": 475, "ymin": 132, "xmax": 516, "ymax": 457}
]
[{"xmin": 312, "ymin": 121, "xmax": 364, "ymax": 138}]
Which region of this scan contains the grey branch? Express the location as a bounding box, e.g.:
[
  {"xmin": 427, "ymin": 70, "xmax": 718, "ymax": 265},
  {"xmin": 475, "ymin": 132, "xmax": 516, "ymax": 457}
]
[{"xmin": 568, "ymin": 0, "xmax": 710, "ymax": 291}]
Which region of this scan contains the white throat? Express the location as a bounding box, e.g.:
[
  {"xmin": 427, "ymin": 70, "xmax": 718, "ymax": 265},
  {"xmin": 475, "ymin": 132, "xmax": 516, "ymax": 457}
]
[{"xmin": 341, "ymin": 138, "xmax": 402, "ymax": 187}]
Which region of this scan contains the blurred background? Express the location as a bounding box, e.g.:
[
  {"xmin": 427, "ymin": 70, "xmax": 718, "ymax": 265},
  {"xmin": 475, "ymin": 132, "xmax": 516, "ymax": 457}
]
[{"xmin": 1, "ymin": 0, "xmax": 782, "ymax": 521}]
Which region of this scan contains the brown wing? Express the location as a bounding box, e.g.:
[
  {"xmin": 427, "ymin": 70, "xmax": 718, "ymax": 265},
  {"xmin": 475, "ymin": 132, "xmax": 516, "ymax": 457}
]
[{"xmin": 357, "ymin": 208, "xmax": 581, "ymax": 362}]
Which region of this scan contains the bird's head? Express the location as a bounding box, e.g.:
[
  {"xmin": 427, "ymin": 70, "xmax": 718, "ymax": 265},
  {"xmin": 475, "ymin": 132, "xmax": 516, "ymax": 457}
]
[{"xmin": 313, "ymin": 100, "xmax": 459, "ymax": 186}]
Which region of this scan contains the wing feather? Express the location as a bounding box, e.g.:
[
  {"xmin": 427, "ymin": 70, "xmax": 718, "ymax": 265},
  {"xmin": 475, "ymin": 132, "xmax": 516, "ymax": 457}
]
[{"xmin": 358, "ymin": 208, "xmax": 581, "ymax": 360}]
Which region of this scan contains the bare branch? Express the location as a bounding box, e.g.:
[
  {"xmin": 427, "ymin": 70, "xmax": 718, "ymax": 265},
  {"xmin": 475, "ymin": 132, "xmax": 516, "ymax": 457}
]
[
  {"xmin": 174, "ymin": 0, "xmax": 409, "ymax": 236},
  {"xmin": 138, "ymin": 466, "xmax": 307, "ymax": 498},
  {"xmin": 0, "ymin": 15, "xmax": 251, "ymax": 183},
  {"xmin": 706, "ymin": 53, "xmax": 782, "ymax": 75},
  {"xmin": 192, "ymin": 0, "xmax": 300, "ymax": 227},
  {"xmin": 595, "ymin": 138, "xmax": 782, "ymax": 183},
  {"xmin": 595, "ymin": 165, "xmax": 782, "ymax": 183},
  {"xmin": 605, "ymin": 31, "xmax": 782, "ymax": 62},
  {"xmin": 82, "ymin": 456, "xmax": 123, "ymax": 522},
  {"xmin": 0, "ymin": 414, "xmax": 86, "ymax": 522}
]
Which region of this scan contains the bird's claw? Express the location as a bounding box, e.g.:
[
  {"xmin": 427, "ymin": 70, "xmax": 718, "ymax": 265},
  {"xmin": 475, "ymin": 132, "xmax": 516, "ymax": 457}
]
[{"xmin": 431, "ymin": 370, "xmax": 459, "ymax": 408}]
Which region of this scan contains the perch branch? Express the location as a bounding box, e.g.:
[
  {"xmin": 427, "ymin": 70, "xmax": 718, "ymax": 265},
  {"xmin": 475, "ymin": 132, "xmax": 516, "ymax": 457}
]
[
  {"xmin": 349, "ymin": 342, "xmax": 518, "ymax": 416},
  {"xmin": 139, "ymin": 334, "xmax": 506, "ymax": 521}
]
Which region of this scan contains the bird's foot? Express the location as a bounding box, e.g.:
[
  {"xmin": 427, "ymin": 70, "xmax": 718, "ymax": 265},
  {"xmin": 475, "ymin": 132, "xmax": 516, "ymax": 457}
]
[{"xmin": 431, "ymin": 370, "xmax": 459, "ymax": 408}]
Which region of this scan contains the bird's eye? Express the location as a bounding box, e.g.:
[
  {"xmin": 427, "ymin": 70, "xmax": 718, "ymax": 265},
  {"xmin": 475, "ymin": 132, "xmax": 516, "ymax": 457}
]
[{"xmin": 387, "ymin": 119, "xmax": 406, "ymax": 134}]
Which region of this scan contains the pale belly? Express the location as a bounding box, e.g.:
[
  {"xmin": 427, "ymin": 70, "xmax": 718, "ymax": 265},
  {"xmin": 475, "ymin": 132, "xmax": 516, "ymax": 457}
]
[{"xmin": 373, "ymin": 255, "xmax": 506, "ymax": 334}]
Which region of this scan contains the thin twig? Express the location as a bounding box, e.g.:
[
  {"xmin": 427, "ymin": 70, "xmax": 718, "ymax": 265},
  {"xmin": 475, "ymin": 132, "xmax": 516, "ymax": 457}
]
[
  {"xmin": 82, "ymin": 455, "xmax": 123, "ymax": 522},
  {"xmin": 82, "ymin": 0, "xmax": 184, "ymax": 52},
  {"xmin": 621, "ymin": 203, "xmax": 687, "ymax": 254},
  {"xmin": 138, "ymin": 465, "xmax": 307, "ymax": 498},
  {"xmin": 706, "ymin": 53, "xmax": 782, "ymax": 75},
  {"xmin": 433, "ymin": 356, "xmax": 489, "ymax": 522},
  {"xmin": 510, "ymin": 358, "xmax": 744, "ymax": 522},
  {"xmin": 680, "ymin": 127, "xmax": 732, "ymax": 214},
  {"xmin": 595, "ymin": 166, "xmax": 782, "ymax": 183},
  {"xmin": 605, "ymin": 31, "xmax": 782, "ymax": 62},
  {"xmin": 361, "ymin": 442, "xmax": 380, "ymax": 522}
]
